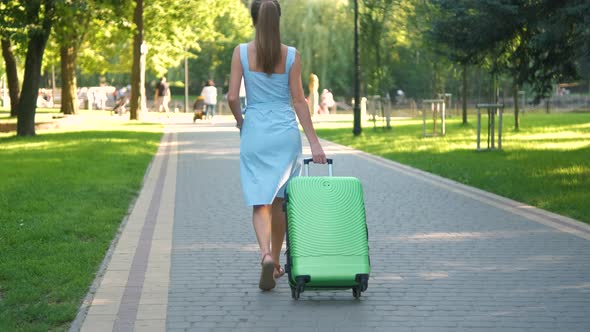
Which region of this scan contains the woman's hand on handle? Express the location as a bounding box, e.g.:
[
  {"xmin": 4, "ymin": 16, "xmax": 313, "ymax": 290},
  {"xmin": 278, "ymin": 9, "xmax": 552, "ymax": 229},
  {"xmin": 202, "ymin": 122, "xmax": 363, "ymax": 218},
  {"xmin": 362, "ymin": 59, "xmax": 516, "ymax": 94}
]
[{"xmin": 310, "ymin": 141, "xmax": 327, "ymax": 164}]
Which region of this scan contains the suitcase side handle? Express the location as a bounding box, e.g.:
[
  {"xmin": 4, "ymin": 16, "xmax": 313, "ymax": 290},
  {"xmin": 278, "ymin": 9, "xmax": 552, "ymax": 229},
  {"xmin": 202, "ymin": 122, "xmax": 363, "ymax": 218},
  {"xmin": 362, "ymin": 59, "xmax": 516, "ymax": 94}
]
[{"xmin": 303, "ymin": 158, "xmax": 333, "ymax": 176}]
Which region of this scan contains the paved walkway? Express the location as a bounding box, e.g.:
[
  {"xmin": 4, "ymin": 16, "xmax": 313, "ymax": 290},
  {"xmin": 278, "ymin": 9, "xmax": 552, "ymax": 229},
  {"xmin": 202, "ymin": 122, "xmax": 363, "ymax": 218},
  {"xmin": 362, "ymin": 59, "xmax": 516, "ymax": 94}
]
[{"xmin": 74, "ymin": 119, "xmax": 590, "ymax": 332}]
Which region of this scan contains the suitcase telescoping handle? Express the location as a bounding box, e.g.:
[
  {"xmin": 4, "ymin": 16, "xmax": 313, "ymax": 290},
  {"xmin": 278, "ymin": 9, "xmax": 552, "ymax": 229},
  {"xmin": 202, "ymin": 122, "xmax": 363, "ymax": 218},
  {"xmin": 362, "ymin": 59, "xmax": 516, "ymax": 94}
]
[{"xmin": 303, "ymin": 158, "xmax": 333, "ymax": 176}]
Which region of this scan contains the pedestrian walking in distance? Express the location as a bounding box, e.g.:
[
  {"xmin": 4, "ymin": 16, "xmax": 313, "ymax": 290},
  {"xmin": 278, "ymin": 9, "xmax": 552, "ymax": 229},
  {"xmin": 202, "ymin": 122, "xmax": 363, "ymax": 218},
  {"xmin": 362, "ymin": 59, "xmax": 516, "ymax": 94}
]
[
  {"xmin": 155, "ymin": 76, "xmax": 171, "ymax": 114},
  {"xmin": 200, "ymin": 80, "xmax": 217, "ymax": 120},
  {"xmin": 226, "ymin": 0, "xmax": 327, "ymax": 291}
]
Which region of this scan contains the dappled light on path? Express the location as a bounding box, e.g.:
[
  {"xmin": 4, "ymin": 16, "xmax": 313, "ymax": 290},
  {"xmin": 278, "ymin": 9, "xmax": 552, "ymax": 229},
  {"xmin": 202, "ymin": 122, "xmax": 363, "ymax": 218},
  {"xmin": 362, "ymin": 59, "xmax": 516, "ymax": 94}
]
[
  {"xmin": 386, "ymin": 229, "xmax": 555, "ymax": 242},
  {"xmin": 175, "ymin": 242, "xmax": 259, "ymax": 252}
]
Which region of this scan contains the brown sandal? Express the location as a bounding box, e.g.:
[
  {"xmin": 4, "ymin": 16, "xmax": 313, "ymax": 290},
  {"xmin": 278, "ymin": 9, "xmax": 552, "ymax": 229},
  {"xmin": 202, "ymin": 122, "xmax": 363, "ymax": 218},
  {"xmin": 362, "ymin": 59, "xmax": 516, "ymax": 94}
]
[
  {"xmin": 274, "ymin": 264, "xmax": 285, "ymax": 279},
  {"xmin": 259, "ymin": 253, "xmax": 276, "ymax": 291}
]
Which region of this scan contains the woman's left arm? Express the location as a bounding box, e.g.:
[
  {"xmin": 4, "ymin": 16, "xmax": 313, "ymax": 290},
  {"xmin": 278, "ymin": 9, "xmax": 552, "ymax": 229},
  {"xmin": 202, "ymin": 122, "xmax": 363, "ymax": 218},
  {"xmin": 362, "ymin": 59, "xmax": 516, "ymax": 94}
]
[{"xmin": 227, "ymin": 46, "xmax": 244, "ymax": 128}]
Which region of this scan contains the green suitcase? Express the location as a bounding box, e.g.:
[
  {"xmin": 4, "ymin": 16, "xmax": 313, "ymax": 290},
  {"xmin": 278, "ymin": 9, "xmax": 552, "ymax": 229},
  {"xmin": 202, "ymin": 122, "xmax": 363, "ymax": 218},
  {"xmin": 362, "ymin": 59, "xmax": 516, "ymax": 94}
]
[{"xmin": 284, "ymin": 158, "xmax": 370, "ymax": 300}]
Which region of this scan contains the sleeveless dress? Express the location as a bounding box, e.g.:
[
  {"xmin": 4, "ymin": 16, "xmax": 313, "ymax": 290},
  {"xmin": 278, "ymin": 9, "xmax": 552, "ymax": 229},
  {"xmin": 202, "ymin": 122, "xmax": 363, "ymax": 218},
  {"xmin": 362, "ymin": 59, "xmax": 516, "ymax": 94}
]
[{"xmin": 239, "ymin": 43, "xmax": 302, "ymax": 206}]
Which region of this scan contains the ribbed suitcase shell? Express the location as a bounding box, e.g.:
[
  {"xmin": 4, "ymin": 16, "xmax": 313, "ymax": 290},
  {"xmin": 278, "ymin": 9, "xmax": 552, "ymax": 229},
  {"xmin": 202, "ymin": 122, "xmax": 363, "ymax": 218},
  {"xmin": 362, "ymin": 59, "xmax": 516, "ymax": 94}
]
[{"xmin": 285, "ymin": 176, "xmax": 370, "ymax": 290}]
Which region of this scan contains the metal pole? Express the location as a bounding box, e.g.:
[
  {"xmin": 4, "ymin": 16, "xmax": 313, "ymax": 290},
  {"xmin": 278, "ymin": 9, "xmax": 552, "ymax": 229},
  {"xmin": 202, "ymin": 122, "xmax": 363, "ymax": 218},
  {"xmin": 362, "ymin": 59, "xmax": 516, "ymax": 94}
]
[
  {"xmin": 352, "ymin": 0, "xmax": 362, "ymax": 136},
  {"xmin": 432, "ymin": 102, "xmax": 437, "ymax": 135},
  {"xmin": 385, "ymin": 96, "xmax": 391, "ymax": 129},
  {"xmin": 491, "ymin": 108, "xmax": 495, "ymax": 149},
  {"xmin": 487, "ymin": 109, "xmax": 491, "ymax": 149},
  {"xmin": 139, "ymin": 42, "xmax": 148, "ymax": 114},
  {"xmin": 442, "ymin": 101, "xmax": 446, "ymax": 136},
  {"xmin": 381, "ymin": 97, "xmax": 385, "ymax": 129},
  {"xmin": 498, "ymin": 107, "xmax": 503, "ymax": 149},
  {"xmin": 2, "ymin": 75, "xmax": 7, "ymax": 107},
  {"xmin": 51, "ymin": 64, "xmax": 56, "ymax": 96},
  {"xmin": 477, "ymin": 107, "xmax": 481, "ymax": 150},
  {"xmin": 184, "ymin": 52, "xmax": 189, "ymax": 113},
  {"xmin": 423, "ymin": 102, "xmax": 427, "ymax": 137}
]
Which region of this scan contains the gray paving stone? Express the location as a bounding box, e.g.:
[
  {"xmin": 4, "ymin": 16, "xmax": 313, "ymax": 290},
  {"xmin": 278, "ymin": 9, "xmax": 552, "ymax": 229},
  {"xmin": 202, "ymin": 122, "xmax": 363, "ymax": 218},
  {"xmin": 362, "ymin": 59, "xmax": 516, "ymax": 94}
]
[{"xmin": 164, "ymin": 123, "xmax": 590, "ymax": 331}]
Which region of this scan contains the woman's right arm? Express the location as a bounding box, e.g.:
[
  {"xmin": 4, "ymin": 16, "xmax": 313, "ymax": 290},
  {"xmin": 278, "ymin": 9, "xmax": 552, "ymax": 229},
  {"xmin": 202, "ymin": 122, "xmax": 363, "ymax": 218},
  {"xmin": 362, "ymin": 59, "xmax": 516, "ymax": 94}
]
[
  {"xmin": 289, "ymin": 51, "xmax": 327, "ymax": 164},
  {"xmin": 227, "ymin": 45, "xmax": 244, "ymax": 128}
]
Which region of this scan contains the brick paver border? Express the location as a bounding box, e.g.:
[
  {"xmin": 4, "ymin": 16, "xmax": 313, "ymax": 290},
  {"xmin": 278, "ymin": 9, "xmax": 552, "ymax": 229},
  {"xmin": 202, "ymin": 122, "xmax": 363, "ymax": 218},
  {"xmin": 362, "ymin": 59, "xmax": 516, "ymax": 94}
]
[
  {"xmin": 74, "ymin": 130, "xmax": 178, "ymax": 332},
  {"xmin": 112, "ymin": 133, "xmax": 173, "ymax": 330}
]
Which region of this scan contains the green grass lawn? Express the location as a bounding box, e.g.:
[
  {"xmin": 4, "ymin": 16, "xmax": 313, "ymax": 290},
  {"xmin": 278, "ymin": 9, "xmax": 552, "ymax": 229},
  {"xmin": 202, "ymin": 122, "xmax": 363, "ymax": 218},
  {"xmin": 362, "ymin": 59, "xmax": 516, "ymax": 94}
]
[
  {"xmin": 0, "ymin": 116, "xmax": 162, "ymax": 331},
  {"xmin": 315, "ymin": 112, "xmax": 590, "ymax": 223}
]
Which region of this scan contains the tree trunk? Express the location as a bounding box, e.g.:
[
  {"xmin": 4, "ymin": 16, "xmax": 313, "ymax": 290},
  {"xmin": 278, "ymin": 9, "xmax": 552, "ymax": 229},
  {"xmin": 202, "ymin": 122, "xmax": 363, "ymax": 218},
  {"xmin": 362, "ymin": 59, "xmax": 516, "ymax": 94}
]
[
  {"xmin": 16, "ymin": 1, "xmax": 53, "ymax": 136},
  {"xmin": 129, "ymin": 0, "xmax": 144, "ymax": 120},
  {"xmin": 60, "ymin": 45, "xmax": 78, "ymax": 115},
  {"xmin": 432, "ymin": 62, "xmax": 440, "ymax": 98},
  {"xmin": 17, "ymin": 32, "xmax": 51, "ymax": 136},
  {"xmin": 462, "ymin": 63, "xmax": 468, "ymax": 124},
  {"xmin": 513, "ymin": 82, "xmax": 519, "ymax": 131},
  {"xmin": 375, "ymin": 33, "xmax": 381, "ymax": 96},
  {"xmin": 491, "ymin": 73, "xmax": 497, "ymax": 103},
  {"xmin": 1, "ymin": 39, "xmax": 20, "ymax": 117}
]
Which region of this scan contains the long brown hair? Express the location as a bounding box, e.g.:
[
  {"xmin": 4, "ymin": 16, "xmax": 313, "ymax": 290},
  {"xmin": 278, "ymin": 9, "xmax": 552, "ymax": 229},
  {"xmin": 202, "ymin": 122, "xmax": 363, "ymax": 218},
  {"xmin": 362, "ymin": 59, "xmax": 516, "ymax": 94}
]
[{"xmin": 251, "ymin": 0, "xmax": 281, "ymax": 75}]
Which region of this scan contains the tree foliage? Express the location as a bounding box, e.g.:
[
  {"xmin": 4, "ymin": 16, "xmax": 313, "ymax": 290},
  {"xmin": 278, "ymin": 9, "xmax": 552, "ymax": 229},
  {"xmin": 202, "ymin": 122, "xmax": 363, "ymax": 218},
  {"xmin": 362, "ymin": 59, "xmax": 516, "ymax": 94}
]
[
  {"xmin": 280, "ymin": 0, "xmax": 353, "ymax": 96},
  {"xmin": 359, "ymin": 0, "xmax": 399, "ymax": 96},
  {"xmin": 168, "ymin": 0, "xmax": 252, "ymax": 92},
  {"xmin": 75, "ymin": 2, "xmax": 133, "ymax": 75},
  {"xmin": 140, "ymin": 0, "xmax": 251, "ymax": 78},
  {"xmin": 430, "ymin": 0, "xmax": 589, "ymax": 102},
  {"xmin": 2, "ymin": 0, "xmax": 588, "ymax": 133},
  {"xmin": 0, "ymin": 0, "xmax": 28, "ymax": 116}
]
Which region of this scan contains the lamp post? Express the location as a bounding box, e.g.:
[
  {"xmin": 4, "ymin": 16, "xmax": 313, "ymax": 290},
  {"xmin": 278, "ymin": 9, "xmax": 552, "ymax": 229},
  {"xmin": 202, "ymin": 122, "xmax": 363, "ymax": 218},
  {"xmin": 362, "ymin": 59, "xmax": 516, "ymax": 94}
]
[
  {"xmin": 140, "ymin": 41, "xmax": 148, "ymax": 114},
  {"xmin": 353, "ymin": 0, "xmax": 362, "ymax": 136},
  {"xmin": 184, "ymin": 49, "xmax": 189, "ymax": 113}
]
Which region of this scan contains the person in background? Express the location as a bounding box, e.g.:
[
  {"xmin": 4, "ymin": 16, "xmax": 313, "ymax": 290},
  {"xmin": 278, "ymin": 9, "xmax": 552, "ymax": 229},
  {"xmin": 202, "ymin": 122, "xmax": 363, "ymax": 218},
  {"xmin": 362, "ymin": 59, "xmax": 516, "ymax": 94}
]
[
  {"xmin": 112, "ymin": 85, "xmax": 130, "ymax": 115},
  {"xmin": 201, "ymin": 80, "xmax": 218, "ymax": 120},
  {"xmin": 319, "ymin": 88, "xmax": 335, "ymax": 115},
  {"xmin": 308, "ymin": 73, "xmax": 319, "ymax": 116},
  {"xmin": 94, "ymin": 89, "xmax": 107, "ymax": 110},
  {"xmin": 155, "ymin": 76, "xmax": 171, "ymax": 114}
]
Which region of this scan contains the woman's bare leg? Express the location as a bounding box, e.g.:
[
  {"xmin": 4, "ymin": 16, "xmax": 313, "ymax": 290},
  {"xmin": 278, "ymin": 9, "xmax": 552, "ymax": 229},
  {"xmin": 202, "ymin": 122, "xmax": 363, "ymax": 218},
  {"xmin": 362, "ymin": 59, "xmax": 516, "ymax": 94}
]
[
  {"xmin": 253, "ymin": 204, "xmax": 275, "ymax": 290},
  {"xmin": 271, "ymin": 198, "xmax": 286, "ymax": 269},
  {"xmin": 253, "ymin": 205, "xmax": 272, "ymax": 257}
]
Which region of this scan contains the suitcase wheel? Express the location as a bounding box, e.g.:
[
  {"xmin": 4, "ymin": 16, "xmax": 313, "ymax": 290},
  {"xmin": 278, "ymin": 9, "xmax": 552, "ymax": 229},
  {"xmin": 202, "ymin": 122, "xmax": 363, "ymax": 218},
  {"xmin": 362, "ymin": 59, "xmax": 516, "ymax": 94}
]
[
  {"xmin": 353, "ymin": 274, "xmax": 369, "ymax": 298},
  {"xmin": 291, "ymin": 287, "xmax": 300, "ymax": 300},
  {"xmin": 291, "ymin": 283, "xmax": 304, "ymax": 300},
  {"xmin": 291, "ymin": 276, "xmax": 309, "ymax": 300},
  {"xmin": 352, "ymin": 287, "xmax": 361, "ymax": 299},
  {"xmin": 355, "ymin": 274, "xmax": 369, "ymax": 292}
]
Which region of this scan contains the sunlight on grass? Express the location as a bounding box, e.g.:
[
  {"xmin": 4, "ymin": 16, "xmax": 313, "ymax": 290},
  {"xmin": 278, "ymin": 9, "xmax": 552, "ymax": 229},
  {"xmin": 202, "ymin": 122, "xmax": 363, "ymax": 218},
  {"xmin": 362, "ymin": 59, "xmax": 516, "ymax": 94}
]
[
  {"xmin": 511, "ymin": 131, "xmax": 589, "ymax": 140},
  {"xmin": 507, "ymin": 130, "xmax": 590, "ymax": 151},
  {"xmin": 530, "ymin": 141, "xmax": 590, "ymax": 150},
  {"xmin": 0, "ymin": 141, "xmax": 53, "ymax": 150},
  {"xmin": 549, "ymin": 165, "xmax": 589, "ymax": 176},
  {"xmin": 0, "ymin": 137, "xmax": 156, "ymax": 151},
  {"xmin": 568, "ymin": 123, "xmax": 590, "ymax": 130}
]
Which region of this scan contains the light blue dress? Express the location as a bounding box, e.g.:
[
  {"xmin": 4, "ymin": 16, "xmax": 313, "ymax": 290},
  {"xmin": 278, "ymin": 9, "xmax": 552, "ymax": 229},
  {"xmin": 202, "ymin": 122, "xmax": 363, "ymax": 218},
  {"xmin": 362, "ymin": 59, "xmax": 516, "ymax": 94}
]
[{"xmin": 239, "ymin": 43, "xmax": 302, "ymax": 206}]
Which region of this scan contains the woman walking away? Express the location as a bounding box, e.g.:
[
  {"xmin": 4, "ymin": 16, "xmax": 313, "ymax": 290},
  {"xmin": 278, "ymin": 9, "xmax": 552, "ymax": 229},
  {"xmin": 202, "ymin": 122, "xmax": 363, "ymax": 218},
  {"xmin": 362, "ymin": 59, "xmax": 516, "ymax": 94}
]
[{"xmin": 227, "ymin": 0, "xmax": 327, "ymax": 291}]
